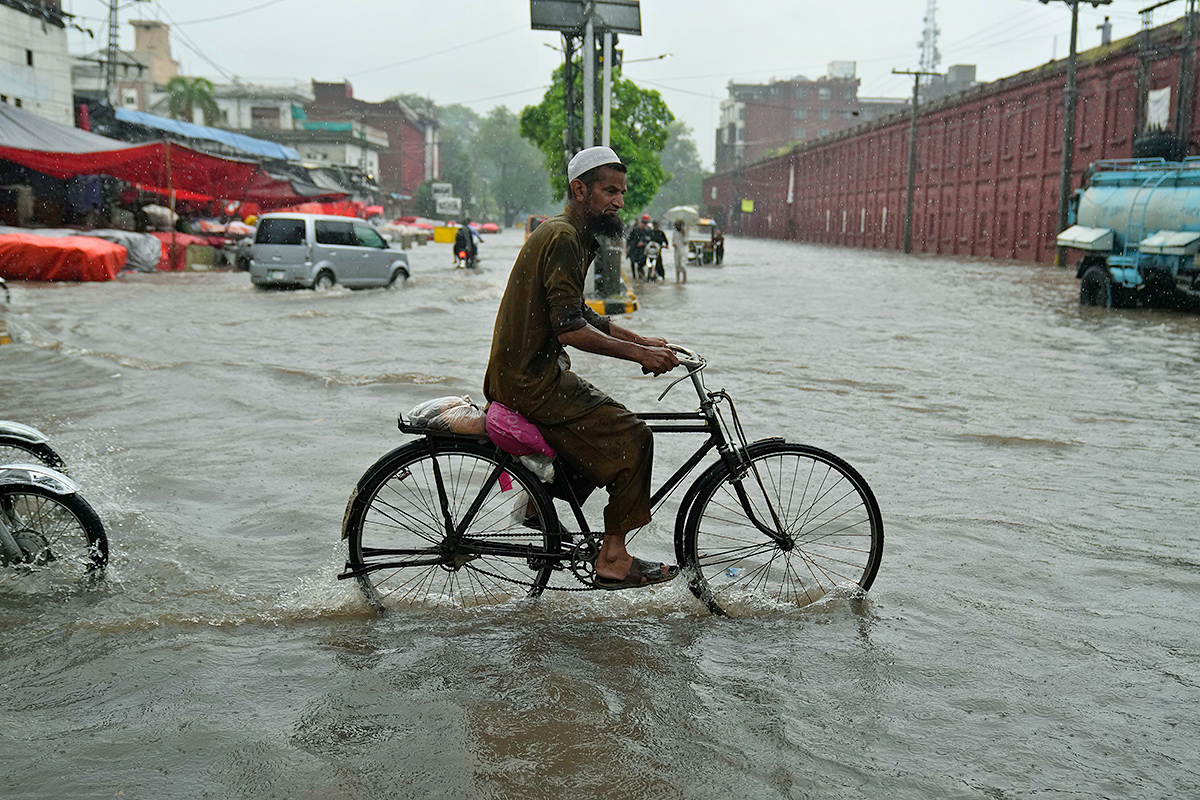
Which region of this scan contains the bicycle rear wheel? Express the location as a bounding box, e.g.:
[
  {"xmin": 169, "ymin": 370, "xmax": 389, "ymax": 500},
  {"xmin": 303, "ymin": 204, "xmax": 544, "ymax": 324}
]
[
  {"xmin": 0, "ymin": 485, "xmax": 108, "ymax": 573},
  {"xmin": 679, "ymin": 442, "xmax": 883, "ymax": 616},
  {"xmin": 342, "ymin": 438, "xmax": 562, "ymax": 609}
]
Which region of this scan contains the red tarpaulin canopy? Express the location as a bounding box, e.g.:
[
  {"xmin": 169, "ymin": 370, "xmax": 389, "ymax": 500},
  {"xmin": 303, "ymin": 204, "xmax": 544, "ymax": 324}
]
[
  {"xmin": 0, "ymin": 103, "xmax": 346, "ymax": 209},
  {"xmin": 0, "ymin": 233, "xmax": 126, "ymax": 282}
]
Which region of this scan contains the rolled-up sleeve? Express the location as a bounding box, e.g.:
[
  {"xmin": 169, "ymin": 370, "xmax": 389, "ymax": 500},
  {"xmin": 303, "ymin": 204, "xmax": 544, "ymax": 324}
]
[{"xmin": 545, "ymin": 233, "xmax": 609, "ymax": 335}]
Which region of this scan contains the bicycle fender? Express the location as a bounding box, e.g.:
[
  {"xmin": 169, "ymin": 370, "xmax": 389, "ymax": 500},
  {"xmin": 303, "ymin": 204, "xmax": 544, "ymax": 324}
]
[
  {"xmin": 0, "ymin": 420, "xmax": 51, "ymax": 445},
  {"xmin": 0, "ymin": 463, "xmax": 79, "ymax": 495}
]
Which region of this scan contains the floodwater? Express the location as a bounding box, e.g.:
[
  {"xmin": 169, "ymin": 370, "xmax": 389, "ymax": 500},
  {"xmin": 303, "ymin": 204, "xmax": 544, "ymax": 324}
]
[{"xmin": 1, "ymin": 231, "xmax": 1198, "ymax": 799}]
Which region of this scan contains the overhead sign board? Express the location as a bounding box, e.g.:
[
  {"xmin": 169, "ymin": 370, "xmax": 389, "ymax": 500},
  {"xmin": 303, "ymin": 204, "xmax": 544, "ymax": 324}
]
[
  {"xmin": 530, "ymin": 0, "xmax": 642, "ymax": 35},
  {"xmin": 431, "ymin": 183, "xmax": 453, "ymax": 198},
  {"xmin": 436, "ymin": 196, "xmax": 462, "ymax": 215}
]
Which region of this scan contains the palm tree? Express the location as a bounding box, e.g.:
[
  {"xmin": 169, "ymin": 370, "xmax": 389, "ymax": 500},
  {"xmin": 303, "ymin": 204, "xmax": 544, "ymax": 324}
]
[{"xmin": 165, "ymin": 76, "xmax": 220, "ymax": 126}]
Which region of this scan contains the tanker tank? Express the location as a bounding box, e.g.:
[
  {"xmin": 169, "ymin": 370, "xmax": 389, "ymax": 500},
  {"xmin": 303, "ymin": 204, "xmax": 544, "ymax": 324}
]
[{"xmin": 1059, "ymin": 158, "xmax": 1200, "ymax": 310}]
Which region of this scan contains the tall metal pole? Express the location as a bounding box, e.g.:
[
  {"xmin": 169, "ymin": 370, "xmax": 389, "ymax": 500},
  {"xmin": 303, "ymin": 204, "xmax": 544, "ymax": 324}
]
[
  {"xmin": 1040, "ymin": 0, "xmax": 1111, "ymax": 265},
  {"xmin": 583, "ymin": 15, "xmax": 595, "ymax": 148},
  {"xmin": 602, "ymin": 31, "xmax": 613, "ymax": 147},
  {"xmin": 105, "ymin": 0, "xmax": 120, "ymax": 106},
  {"xmin": 893, "ymin": 69, "xmax": 938, "ymax": 254},
  {"xmin": 1055, "ymin": 2, "xmax": 1082, "ymax": 266}
]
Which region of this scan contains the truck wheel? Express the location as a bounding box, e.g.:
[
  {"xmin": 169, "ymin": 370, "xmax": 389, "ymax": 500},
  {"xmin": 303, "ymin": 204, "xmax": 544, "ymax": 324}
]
[{"xmin": 1079, "ymin": 265, "xmax": 1115, "ymax": 307}]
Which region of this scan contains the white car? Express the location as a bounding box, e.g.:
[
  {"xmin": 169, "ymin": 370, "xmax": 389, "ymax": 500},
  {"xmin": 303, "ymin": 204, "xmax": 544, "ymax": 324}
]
[{"xmin": 250, "ymin": 213, "xmax": 410, "ymax": 289}]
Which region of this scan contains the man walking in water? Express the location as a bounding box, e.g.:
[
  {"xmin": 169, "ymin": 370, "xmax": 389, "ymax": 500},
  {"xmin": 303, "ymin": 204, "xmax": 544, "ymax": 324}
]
[{"xmin": 483, "ymin": 146, "xmax": 680, "ymax": 590}]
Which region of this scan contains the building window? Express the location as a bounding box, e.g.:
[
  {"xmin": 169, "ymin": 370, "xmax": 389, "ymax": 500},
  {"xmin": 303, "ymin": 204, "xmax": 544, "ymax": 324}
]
[
  {"xmin": 819, "ymin": 108, "xmax": 831, "ymax": 121},
  {"xmin": 250, "ymin": 106, "xmax": 280, "ymax": 129},
  {"xmin": 736, "ymin": 128, "xmax": 744, "ymax": 141},
  {"xmin": 842, "ymin": 110, "xmax": 856, "ymax": 120},
  {"xmin": 26, "ymin": 50, "xmax": 33, "ymax": 67},
  {"xmin": 844, "ymin": 89, "xmax": 855, "ymax": 100},
  {"xmin": 819, "ymin": 87, "xmax": 831, "ymax": 100},
  {"xmin": 793, "ymin": 127, "xmax": 806, "ymax": 139},
  {"xmin": 13, "ymin": 99, "xmax": 21, "ymax": 108},
  {"xmin": 819, "ymin": 128, "xmax": 830, "ymax": 137},
  {"xmin": 861, "ymin": 108, "xmax": 874, "ymax": 120},
  {"xmin": 738, "ymin": 107, "xmax": 745, "ymax": 120},
  {"xmin": 793, "ymin": 108, "xmax": 807, "ymax": 120},
  {"xmin": 794, "ymin": 86, "xmax": 808, "ymax": 100}
]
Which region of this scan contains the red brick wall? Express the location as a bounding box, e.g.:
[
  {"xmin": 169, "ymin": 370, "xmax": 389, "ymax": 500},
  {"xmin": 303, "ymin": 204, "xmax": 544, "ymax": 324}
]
[{"xmin": 704, "ymin": 22, "xmax": 1195, "ymax": 265}]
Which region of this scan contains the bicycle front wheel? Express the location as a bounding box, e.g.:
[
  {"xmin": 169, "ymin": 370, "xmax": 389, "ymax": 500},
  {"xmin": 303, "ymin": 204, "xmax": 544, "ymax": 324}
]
[
  {"xmin": 679, "ymin": 442, "xmax": 883, "ymax": 615},
  {"xmin": 0, "ymin": 485, "xmax": 108, "ymax": 573},
  {"xmin": 343, "ymin": 438, "xmax": 562, "ymax": 609}
]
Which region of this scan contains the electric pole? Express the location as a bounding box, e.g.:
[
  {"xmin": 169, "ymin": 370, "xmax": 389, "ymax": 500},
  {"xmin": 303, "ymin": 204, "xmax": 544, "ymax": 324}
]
[
  {"xmin": 893, "ymin": 69, "xmax": 939, "ymax": 254},
  {"xmin": 1039, "ymin": 0, "xmax": 1112, "ymax": 266},
  {"xmin": 104, "ymin": 0, "xmax": 150, "ymax": 108}
]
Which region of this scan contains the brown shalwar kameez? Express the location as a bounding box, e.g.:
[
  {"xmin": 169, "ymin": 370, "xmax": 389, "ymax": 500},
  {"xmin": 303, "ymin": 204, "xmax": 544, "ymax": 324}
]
[{"xmin": 483, "ymin": 206, "xmax": 652, "ymax": 536}]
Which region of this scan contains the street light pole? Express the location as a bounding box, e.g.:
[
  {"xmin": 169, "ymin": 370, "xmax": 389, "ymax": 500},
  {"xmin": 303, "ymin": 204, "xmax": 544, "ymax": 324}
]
[
  {"xmin": 893, "ymin": 69, "xmax": 939, "ymax": 255},
  {"xmin": 1041, "ymin": 0, "xmax": 1112, "ymax": 266}
]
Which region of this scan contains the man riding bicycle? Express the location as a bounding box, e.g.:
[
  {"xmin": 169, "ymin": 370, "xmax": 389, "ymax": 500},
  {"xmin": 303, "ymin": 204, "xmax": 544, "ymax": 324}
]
[{"xmin": 483, "ymin": 146, "xmax": 680, "ymax": 590}]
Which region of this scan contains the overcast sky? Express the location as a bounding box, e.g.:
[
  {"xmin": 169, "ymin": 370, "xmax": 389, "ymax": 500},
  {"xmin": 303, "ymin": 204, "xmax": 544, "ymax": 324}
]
[{"xmin": 65, "ymin": 0, "xmax": 1156, "ymax": 170}]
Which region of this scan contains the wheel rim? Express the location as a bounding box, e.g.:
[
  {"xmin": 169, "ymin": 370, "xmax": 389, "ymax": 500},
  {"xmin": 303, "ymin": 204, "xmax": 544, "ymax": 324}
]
[
  {"xmin": 348, "ymin": 445, "xmax": 558, "ymax": 608},
  {"xmin": 0, "ymin": 491, "xmax": 106, "ymax": 573},
  {"xmin": 315, "ymin": 273, "xmax": 334, "ymax": 290},
  {"xmin": 684, "ymin": 446, "xmax": 882, "ymax": 614}
]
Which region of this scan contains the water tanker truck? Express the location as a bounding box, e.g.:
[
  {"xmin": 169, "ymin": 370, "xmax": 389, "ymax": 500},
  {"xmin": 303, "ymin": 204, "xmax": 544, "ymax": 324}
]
[{"xmin": 1058, "ymin": 158, "xmax": 1200, "ymax": 310}]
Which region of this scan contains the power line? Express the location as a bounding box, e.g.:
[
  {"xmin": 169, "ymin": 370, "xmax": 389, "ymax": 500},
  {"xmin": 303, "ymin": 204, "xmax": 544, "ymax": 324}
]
[
  {"xmin": 172, "ymin": 0, "xmax": 290, "ymax": 25},
  {"xmin": 345, "ymin": 27, "xmax": 525, "ymax": 78}
]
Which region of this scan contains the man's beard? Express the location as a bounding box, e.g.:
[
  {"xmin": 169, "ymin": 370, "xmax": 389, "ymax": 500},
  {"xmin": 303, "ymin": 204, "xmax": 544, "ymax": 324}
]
[{"xmin": 584, "ymin": 211, "xmax": 625, "ymax": 240}]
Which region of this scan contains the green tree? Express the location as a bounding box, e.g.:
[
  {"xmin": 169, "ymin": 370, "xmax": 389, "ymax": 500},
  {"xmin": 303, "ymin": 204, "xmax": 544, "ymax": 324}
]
[
  {"xmin": 645, "ymin": 121, "xmax": 710, "ymax": 219},
  {"xmin": 520, "ymin": 63, "xmax": 674, "ymax": 216},
  {"xmin": 475, "ymin": 107, "xmax": 552, "ymax": 228},
  {"xmin": 165, "ymin": 76, "xmax": 219, "ymax": 125}
]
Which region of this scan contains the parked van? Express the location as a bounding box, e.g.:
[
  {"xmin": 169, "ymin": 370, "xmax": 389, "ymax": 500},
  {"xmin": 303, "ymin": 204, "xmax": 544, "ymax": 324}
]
[{"xmin": 250, "ymin": 213, "xmax": 410, "ymax": 290}]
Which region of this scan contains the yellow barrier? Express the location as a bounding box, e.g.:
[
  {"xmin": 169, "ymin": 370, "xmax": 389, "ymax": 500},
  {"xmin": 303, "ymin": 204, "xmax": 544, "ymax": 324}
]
[{"xmin": 433, "ymin": 226, "xmax": 457, "ymax": 244}]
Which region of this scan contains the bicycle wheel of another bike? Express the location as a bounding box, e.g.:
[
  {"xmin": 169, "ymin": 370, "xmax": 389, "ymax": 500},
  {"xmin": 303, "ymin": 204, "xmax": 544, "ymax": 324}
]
[
  {"xmin": 0, "ymin": 485, "xmax": 108, "ymax": 573},
  {"xmin": 679, "ymin": 442, "xmax": 883, "ymax": 615},
  {"xmin": 343, "ymin": 438, "xmax": 562, "ymax": 609},
  {"xmin": 0, "ymin": 436, "xmax": 68, "ymax": 472}
]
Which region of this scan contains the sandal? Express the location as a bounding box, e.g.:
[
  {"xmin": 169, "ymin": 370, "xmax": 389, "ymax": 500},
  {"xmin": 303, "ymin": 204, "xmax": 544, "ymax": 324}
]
[{"xmin": 594, "ymin": 556, "xmax": 680, "ymax": 591}]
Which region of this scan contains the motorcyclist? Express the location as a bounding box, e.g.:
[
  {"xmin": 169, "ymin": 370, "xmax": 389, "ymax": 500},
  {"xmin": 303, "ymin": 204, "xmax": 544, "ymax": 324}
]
[
  {"xmin": 453, "ymin": 218, "xmax": 479, "ymax": 267},
  {"xmin": 625, "ymin": 214, "xmax": 651, "ymax": 280}
]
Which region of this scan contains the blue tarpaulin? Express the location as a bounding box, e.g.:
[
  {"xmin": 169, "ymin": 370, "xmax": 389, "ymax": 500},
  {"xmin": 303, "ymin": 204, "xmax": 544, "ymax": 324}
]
[{"xmin": 113, "ymin": 108, "xmax": 299, "ymax": 161}]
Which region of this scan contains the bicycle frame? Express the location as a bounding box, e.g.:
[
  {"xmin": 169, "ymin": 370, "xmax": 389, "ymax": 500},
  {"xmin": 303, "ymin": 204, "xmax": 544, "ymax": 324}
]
[{"xmin": 420, "ymin": 347, "xmax": 791, "ymax": 561}]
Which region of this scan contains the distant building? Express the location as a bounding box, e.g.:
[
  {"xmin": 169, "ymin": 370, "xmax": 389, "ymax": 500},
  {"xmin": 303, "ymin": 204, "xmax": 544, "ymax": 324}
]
[
  {"xmin": 208, "ymin": 81, "xmax": 390, "ymax": 180},
  {"xmin": 72, "ymin": 49, "xmax": 150, "ymax": 112},
  {"xmin": 306, "ymin": 81, "xmax": 439, "ymax": 204},
  {"xmin": 715, "ymin": 62, "xmax": 908, "ymax": 172},
  {"xmin": 1, "ymin": 0, "xmax": 73, "ymax": 125},
  {"xmin": 73, "ymin": 19, "xmax": 179, "ymax": 115},
  {"xmin": 920, "ymin": 64, "xmax": 979, "ymax": 104}
]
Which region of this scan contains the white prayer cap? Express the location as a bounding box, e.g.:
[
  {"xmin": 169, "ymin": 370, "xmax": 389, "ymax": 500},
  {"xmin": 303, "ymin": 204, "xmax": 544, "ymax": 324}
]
[{"xmin": 567, "ymin": 146, "xmax": 623, "ymax": 183}]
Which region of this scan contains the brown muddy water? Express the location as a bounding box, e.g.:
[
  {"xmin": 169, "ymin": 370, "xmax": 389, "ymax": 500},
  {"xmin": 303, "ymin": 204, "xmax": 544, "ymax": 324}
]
[{"xmin": 1, "ymin": 231, "xmax": 1198, "ymax": 799}]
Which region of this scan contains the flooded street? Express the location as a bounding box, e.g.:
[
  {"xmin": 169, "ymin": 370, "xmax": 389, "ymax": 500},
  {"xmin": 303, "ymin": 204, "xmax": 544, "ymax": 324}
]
[{"xmin": 2, "ymin": 231, "xmax": 1199, "ymax": 799}]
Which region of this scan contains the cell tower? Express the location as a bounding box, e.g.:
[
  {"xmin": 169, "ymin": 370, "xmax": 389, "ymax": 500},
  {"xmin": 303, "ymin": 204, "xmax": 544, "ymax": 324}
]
[{"xmin": 918, "ymin": 0, "xmax": 941, "ymax": 74}]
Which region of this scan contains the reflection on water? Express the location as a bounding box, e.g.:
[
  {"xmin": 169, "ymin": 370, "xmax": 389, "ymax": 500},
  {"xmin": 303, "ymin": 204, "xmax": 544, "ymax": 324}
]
[{"xmin": 2, "ymin": 234, "xmax": 1199, "ymax": 798}]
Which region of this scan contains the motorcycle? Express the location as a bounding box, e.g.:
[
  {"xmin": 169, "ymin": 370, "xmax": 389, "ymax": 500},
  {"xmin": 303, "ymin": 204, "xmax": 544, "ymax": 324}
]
[{"xmin": 0, "ymin": 421, "xmax": 108, "ymax": 573}]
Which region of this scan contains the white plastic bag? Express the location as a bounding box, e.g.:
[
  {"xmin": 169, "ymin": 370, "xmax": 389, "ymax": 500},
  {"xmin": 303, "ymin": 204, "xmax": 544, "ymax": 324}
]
[{"xmin": 407, "ymin": 395, "xmax": 487, "ymax": 435}]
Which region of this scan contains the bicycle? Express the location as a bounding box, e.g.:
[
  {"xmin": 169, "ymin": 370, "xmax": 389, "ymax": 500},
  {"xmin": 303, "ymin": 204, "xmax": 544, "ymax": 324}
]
[{"xmin": 339, "ymin": 346, "xmax": 883, "ymax": 616}]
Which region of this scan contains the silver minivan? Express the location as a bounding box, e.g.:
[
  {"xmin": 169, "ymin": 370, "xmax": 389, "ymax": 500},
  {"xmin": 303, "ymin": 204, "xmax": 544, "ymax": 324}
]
[{"xmin": 249, "ymin": 213, "xmax": 410, "ymax": 289}]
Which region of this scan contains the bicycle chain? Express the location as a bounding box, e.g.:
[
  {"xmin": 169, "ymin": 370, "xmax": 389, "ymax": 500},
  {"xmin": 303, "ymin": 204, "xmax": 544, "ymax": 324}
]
[{"xmin": 448, "ymin": 531, "xmax": 604, "ymax": 592}]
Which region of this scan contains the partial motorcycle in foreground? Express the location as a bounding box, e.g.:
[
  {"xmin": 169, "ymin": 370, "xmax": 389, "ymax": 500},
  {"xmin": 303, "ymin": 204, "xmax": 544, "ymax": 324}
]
[{"xmin": 0, "ymin": 421, "xmax": 108, "ymax": 574}]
